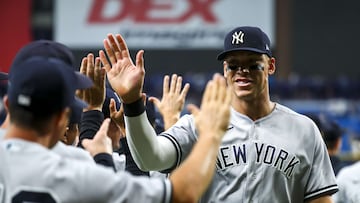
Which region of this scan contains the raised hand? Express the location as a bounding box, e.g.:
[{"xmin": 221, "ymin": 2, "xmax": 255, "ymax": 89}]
[
  {"xmin": 77, "ymin": 53, "xmax": 106, "ymax": 111},
  {"xmin": 148, "ymin": 74, "xmax": 190, "ymax": 130},
  {"xmin": 187, "ymin": 73, "xmax": 232, "ymax": 141},
  {"xmin": 100, "ymin": 33, "xmax": 145, "ymax": 104},
  {"xmin": 107, "ymin": 98, "xmax": 125, "ymax": 150},
  {"xmin": 109, "ymin": 98, "xmax": 125, "ymax": 135}
]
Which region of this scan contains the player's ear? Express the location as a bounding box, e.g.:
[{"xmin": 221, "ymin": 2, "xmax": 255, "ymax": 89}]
[
  {"xmin": 3, "ymin": 95, "xmax": 9, "ymax": 112},
  {"xmin": 223, "ymin": 61, "xmax": 228, "ymax": 78},
  {"xmin": 268, "ymin": 57, "xmax": 276, "ymax": 75},
  {"xmin": 57, "ymin": 107, "xmax": 71, "ymax": 128}
]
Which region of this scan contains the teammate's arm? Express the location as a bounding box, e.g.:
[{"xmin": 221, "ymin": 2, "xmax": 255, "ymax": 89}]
[
  {"xmin": 102, "ymin": 33, "xmax": 179, "ymax": 171},
  {"xmin": 124, "ymin": 112, "xmax": 178, "ymax": 170},
  {"xmin": 169, "ymin": 73, "xmax": 231, "ymax": 203},
  {"xmin": 306, "ymin": 195, "xmax": 334, "ymax": 203}
]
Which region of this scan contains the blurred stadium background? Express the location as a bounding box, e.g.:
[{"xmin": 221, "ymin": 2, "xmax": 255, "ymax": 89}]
[{"xmin": 1, "ymin": 0, "xmax": 360, "ymax": 160}]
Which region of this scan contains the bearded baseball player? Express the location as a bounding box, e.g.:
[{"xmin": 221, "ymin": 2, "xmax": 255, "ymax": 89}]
[{"xmin": 105, "ymin": 26, "xmax": 338, "ymax": 203}]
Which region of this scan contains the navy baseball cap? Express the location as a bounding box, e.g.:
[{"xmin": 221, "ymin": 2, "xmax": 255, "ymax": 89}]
[
  {"xmin": 102, "ymin": 86, "xmax": 122, "ymax": 118},
  {"xmin": 11, "ymin": 40, "xmax": 75, "ymax": 68},
  {"xmin": 217, "ymin": 26, "xmax": 272, "ymax": 60},
  {"xmin": 8, "ymin": 40, "xmax": 93, "ymax": 117},
  {"xmin": 8, "ymin": 56, "xmax": 91, "ymax": 117},
  {"xmin": 10, "ymin": 40, "xmax": 89, "ymax": 89},
  {"xmin": 69, "ymin": 97, "xmax": 87, "ymax": 124}
]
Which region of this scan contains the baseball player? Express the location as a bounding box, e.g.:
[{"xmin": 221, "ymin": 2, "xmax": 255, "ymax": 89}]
[
  {"xmin": 104, "ymin": 27, "xmax": 338, "ymax": 202},
  {"xmin": 0, "ymin": 42, "xmax": 96, "ymax": 164},
  {"xmin": 0, "ymin": 39, "xmax": 232, "ymax": 202},
  {"xmin": 333, "ymin": 161, "xmax": 360, "ymax": 202},
  {"xmin": 306, "ymin": 113, "xmax": 352, "ymax": 176}
]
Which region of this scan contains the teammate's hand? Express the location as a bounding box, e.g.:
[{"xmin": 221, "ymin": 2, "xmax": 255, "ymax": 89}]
[
  {"xmin": 82, "ymin": 118, "xmax": 113, "ymax": 156},
  {"xmin": 100, "ymin": 33, "xmax": 145, "ymax": 104},
  {"xmin": 187, "ymin": 73, "xmax": 232, "ymax": 141},
  {"xmin": 148, "ymin": 74, "xmax": 190, "ymax": 130},
  {"xmin": 77, "ymin": 53, "xmax": 106, "ymax": 111},
  {"xmin": 107, "ymin": 98, "xmax": 125, "ymax": 150}
]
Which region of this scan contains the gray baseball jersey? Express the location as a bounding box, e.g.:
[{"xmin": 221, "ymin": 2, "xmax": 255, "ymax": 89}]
[
  {"xmin": 333, "ymin": 161, "xmax": 360, "ymax": 203},
  {"xmin": 161, "ymin": 103, "xmax": 338, "ymax": 202},
  {"xmin": 0, "ymin": 139, "xmax": 172, "ymax": 203}
]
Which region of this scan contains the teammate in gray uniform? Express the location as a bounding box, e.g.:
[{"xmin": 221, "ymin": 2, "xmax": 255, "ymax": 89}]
[
  {"xmin": 0, "ymin": 41, "xmax": 232, "ymax": 202},
  {"xmin": 333, "ymin": 161, "xmax": 360, "ymax": 203},
  {"xmin": 104, "ymin": 27, "xmax": 339, "ymax": 203},
  {"xmin": 0, "ymin": 43, "xmax": 95, "ymax": 163}
]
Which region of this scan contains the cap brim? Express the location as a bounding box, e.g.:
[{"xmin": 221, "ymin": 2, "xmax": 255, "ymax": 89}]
[
  {"xmin": 0, "ymin": 72, "xmax": 8, "ymax": 80},
  {"xmin": 217, "ymin": 47, "xmax": 269, "ymax": 61},
  {"xmin": 75, "ymin": 72, "xmax": 93, "ymax": 89},
  {"xmin": 69, "ymin": 97, "xmax": 87, "ymax": 124},
  {"xmin": 73, "ymin": 97, "xmax": 88, "ymax": 109}
]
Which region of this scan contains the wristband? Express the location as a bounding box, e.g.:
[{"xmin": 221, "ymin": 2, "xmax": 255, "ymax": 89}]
[{"xmin": 123, "ymin": 97, "xmax": 145, "ymax": 117}]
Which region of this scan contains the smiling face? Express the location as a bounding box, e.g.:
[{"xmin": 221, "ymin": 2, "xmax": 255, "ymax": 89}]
[{"xmin": 223, "ymin": 51, "xmax": 276, "ymax": 103}]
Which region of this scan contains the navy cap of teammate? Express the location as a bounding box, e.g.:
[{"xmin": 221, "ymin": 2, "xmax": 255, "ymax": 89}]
[
  {"xmin": 102, "ymin": 81, "xmax": 122, "ymax": 119},
  {"xmin": 8, "ymin": 40, "xmax": 93, "ymax": 118},
  {"xmin": 11, "ymin": 40, "xmax": 75, "ymax": 69},
  {"xmin": 8, "ymin": 56, "xmax": 92, "ymax": 117},
  {"xmin": 69, "ymin": 98, "xmax": 87, "ymax": 124},
  {"xmin": 10, "ymin": 40, "xmax": 89, "ymax": 89},
  {"xmin": 217, "ymin": 26, "xmax": 272, "ymax": 60}
]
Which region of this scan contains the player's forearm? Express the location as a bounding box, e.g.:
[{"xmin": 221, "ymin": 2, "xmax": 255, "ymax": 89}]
[
  {"xmin": 169, "ymin": 132, "xmax": 221, "ymax": 203},
  {"xmin": 120, "ymin": 137, "xmax": 150, "ymax": 176},
  {"xmin": 123, "ymin": 99, "xmax": 177, "ymax": 170},
  {"xmin": 306, "ymin": 196, "xmax": 334, "ymax": 203}
]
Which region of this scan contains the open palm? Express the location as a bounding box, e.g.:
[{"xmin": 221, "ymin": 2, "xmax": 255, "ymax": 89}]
[{"xmin": 100, "ymin": 34, "xmax": 145, "ymax": 104}]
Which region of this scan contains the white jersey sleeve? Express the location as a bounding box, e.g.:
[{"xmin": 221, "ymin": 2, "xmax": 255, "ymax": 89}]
[
  {"xmin": 159, "ymin": 114, "xmax": 197, "ymax": 170},
  {"xmin": 125, "ymin": 112, "xmax": 178, "ymax": 170},
  {"xmin": 302, "ymin": 114, "xmax": 338, "ymax": 200},
  {"xmin": 0, "ymin": 139, "xmax": 172, "ymax": 203}
]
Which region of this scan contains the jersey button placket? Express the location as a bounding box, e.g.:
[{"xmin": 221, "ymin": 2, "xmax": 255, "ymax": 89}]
[{"xmin": 246, "ymin": 122, "xmax": 257, "ymax": 202}]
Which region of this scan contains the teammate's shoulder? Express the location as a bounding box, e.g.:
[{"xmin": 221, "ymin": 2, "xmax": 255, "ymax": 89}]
[{"xmin": 337, "ymin": 161, "xmax": 360, "ymax": 180}]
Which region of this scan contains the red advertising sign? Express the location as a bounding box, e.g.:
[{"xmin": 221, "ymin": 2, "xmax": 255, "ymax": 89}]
[
  {"xmin": 55, "ymin": 0, "xmax": 274, "ymax": 49},
  {"xmin": 0, "ymin": 0, "xmax": 31, "ymax": 73}
]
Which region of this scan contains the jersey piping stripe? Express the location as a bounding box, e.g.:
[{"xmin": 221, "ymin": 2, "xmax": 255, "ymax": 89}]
[
  {"xmin": 159, "ymin": 133, "xmax": 182, "ymax": 169},
  {"xmin": 304, "ymin": 184, "xmax": 339, "ymax": 201}
]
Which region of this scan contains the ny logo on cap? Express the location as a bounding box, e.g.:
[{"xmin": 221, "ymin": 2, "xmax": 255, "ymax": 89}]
[{"xmin": 232, "ymin": 31, "xmax": 244, "ymax": 44}]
